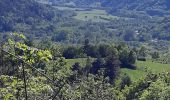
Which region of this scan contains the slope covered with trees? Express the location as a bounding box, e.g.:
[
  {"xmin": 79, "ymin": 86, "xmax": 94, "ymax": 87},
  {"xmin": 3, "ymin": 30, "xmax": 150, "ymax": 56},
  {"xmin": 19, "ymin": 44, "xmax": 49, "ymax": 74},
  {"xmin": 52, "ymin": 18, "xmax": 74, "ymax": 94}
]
[
  {"xmin": 0, "ymin": 0, "xmax": 74, "ymax": 38},
  {"xmin": 0, "ymin": 33, "xmax": 170, "ymax": 99},
  {"xmin": 48, "ymin": 0, "xmax": 170, "ymax": 12},
  {"xmin": 0, "ymin": 0, "xmax": 170, "ymax": 100},
  {"xmin": 36, "ymin": 0, "xmax": 170, "ymax": 43}
]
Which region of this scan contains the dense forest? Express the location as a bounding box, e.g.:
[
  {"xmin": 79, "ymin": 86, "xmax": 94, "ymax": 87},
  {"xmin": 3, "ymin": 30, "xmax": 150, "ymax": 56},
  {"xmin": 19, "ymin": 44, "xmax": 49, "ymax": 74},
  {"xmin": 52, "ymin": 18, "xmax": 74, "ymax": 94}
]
[
  {"xmin": 0, "ymin": 0, "xmax": 170, "ymax": 99},
  {"xmin": 0, "ymin": 0, "xmax": 76, "ymax": 39},
  {"xmin": 0, "ymin": 33, "xmax": 170, "ymax": 99},
  {"xmin": 1, "ymin": 0, "xmax": 170, "ymax": 44},
  {"xmin": 44, "ymin": 0, "xmax": 170, "ymax": 41},
  {"xmin": 47, "ymin": 0, "xmax": 170, "ymax": 12}
]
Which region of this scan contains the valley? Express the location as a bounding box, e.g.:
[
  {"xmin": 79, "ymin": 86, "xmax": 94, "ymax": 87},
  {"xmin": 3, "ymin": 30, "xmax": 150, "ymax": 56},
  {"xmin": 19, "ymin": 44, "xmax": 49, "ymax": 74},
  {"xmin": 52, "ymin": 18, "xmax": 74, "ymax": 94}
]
[{"xmin": 0, "ymin": 0, "xmax": 170, "ymax": 99}]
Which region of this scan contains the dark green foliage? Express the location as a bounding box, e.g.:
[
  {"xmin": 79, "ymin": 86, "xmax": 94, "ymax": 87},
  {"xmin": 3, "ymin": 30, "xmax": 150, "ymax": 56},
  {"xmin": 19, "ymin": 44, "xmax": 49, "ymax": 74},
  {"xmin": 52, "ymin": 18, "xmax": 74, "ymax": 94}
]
[
  {"xmin": 52, "ymin": 30, "xmax": 70, "ymax": 42},
  {"xmin": 138, "ymin": 46, "xmax": 148, "ymax": 58},
  {"xmin": 119, "ymin": 50, "xmax": 130, "ymax": 66},
  {"xmin": 119, "ymin": 74, "xmax": 132, "ymax": 90},
  {"xmin": 98, "ymin": 44, "xmax": 111, "ymax": 57},
  {"xmin": 83, "ymin": 57, "xmax": 92, "ymax": 74},
  {"xmin": 137, "ymin": 57, "xmax": 147, "ymax": 61},
  {"xmin": 82, "ymin": 39, "xmax": 90, "ymax": 55},
  {"xmin": 90, "ymin": 57, "xmax": 105, "ymax": 74},
  {"xmin": 72, "ymin": 62, "xmax": 81, "ymax": 72},
  {"xmin": 128, "ymin": 51, "xmax": 137, "ymax": 65},
  {"xmin": 61, "ymin": 43, "xmax": 138, "ymax": 83},
  {"xmin": 0, "ymin": 0, "xmax": 71, "ymax": 38},
  {"xmin": 63, "ymin": 46, "xmax": 79, "ymax": 59},
  {"xmin": 105, "ymin": 55, "xmax": 120, "ymax": 83},
  {"xmin": 62, "ymin": 42, "xmax": 137, "ymax": 70},
  {"xmin": 151, "ymin": 52, "xmax": 160, "ymax": 60},
  {"xmin": 123, "ymin": 30, "xmax": 137, "ymax": 41},
  {"xmin": 24, "ymin": 39, "xmax": 34, "ymax": 47}
]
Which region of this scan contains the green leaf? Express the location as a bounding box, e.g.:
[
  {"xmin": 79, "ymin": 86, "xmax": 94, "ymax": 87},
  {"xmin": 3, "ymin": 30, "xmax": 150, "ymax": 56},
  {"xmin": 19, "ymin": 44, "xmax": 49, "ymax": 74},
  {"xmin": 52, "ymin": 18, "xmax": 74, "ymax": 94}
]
[{"xmin": 4, "ymin": 93, "xmax": 16, "ymax": 100}]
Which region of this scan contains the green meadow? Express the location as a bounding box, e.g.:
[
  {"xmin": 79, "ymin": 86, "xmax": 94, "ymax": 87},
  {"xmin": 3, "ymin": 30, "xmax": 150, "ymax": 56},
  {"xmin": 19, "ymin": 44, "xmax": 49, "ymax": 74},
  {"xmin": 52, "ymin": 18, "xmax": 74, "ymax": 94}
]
[
  {"xmin": 54, "ymin": 6, "xmax": 118, "ymax": 22},
  {"xmin": 66, "ymin": 58, "xmax": 88, "ymax": 67},
  {"xmin": 66, "ymin": 58, "xmax": 170, "ymax": 81},
  {"xmin": 73, "ymin": 9, "xmax": 118, "ymax": 22}
]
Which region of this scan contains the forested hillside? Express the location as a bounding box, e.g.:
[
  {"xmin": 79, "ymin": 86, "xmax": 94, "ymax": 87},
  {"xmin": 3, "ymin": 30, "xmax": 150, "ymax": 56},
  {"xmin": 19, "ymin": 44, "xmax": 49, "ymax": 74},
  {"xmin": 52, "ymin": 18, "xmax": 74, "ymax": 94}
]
[
  {"xmin": 104, "ymin": 0, "xmax": 170, "ymax": 10},
  {"xmin": 1, "ymin": 0, "xmax": 170, "ymax": 43},
  {"xmin": 47, "ymin": 0, "xmax": 170, "ymax": 17},
  {"xmin": 36, "ymin": 0, "xmax": 170, "ymax": 42},
  {"xmin": 48, "ymin": 0, "xmax": 170, "ymax": 11},
  {"xmin": 0, "ymin": 0, "xmax": 170, "ymax": 99},
  {"xmin": 0, "ymin": 0, "xmax": 74, "ymax": 38},
  {"xmin": 0, "ymin": 33, "xmax": 170, "ymax": 99}
]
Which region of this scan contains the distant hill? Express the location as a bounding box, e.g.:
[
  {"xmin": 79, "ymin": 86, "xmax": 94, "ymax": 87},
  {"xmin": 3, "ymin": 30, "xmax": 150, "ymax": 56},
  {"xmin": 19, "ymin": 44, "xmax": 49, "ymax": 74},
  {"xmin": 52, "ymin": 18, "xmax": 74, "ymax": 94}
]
[
  {"xmin": 48, "ymin": 0, "xmax": 170, "ymax": 16},
  {"xmin": 105, "ymin": 0, "xmax": 170, "ymax": 17},
  {"xmin": 44, "ymin": 0, "xmax": 170, "ymax": 41},
  {"xmin": 47, "ymin": 0, "xmax": 170, "ymax": 8},
  {"xmin": 0, "ymin": 0, "xmax": 70, "ymax": 37},
  {"xmin": 102, "ymin": 0, "xmax": 170, "ymax": 9},
  {"xmin": 0, "ymin": 0, "xmax": 169, "ymax": 44}
]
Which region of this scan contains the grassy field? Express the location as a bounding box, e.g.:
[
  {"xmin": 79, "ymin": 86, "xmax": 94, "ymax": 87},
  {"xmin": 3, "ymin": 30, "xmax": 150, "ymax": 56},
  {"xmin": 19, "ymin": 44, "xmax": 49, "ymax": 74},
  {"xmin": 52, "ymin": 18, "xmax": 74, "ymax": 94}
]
[
  {"xmin": 73, "ymin": 9, "xmax": 118, "ymax": 22},
  {"xmin": 66, "ymin": 58, "xmax": 88, "ymax": 67},
  {"xmin": 54, "ymin": 6, "xmax": 118, "ymax": 22},
  {"xmin": 122, "ymin": 61, "xmax": 170, "ymax": 81},
  {"xmin": 53, "ymin": 6, "xmax": 85, "ymax": 11},
  {"xmin": 66, "ymin": 58, "xmax": 170, "ymax": 81}
]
